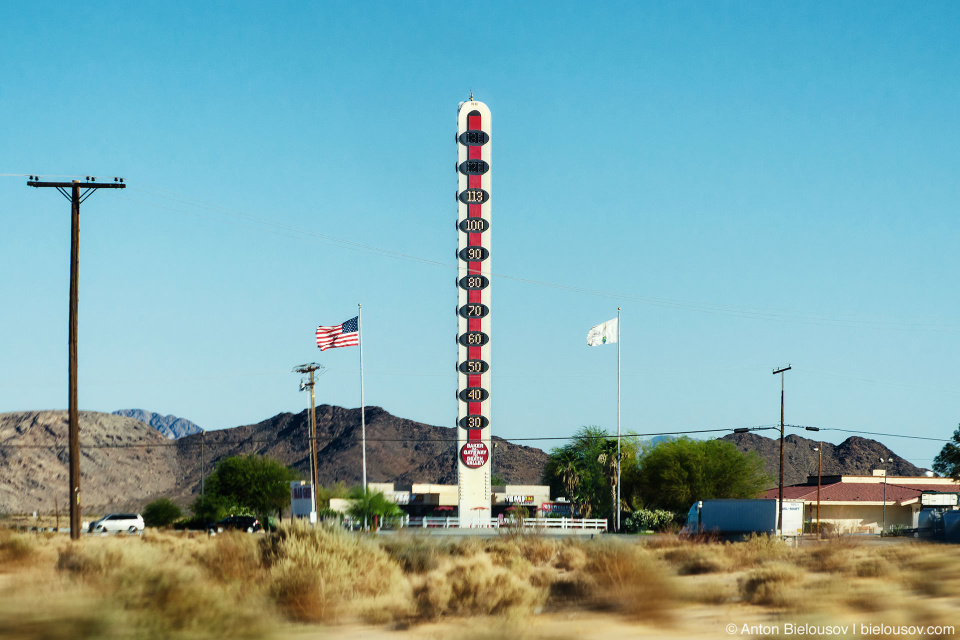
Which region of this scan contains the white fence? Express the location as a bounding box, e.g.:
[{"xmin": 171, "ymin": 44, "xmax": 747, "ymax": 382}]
[{"xmin": 405, "ymin": 516, "xmax": 607, "ymax": 531}]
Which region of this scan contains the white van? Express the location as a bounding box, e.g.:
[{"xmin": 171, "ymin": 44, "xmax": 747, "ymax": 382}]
[{"xmin": 88, "ymin": 513, "xmax": 145, "ymax": 535}]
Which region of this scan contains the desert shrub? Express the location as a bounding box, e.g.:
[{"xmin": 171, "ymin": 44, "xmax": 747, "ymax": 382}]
[
  {"xmin": 546, "ymin": 572, "xmax": 595, "ymax": 606},
  {"xmin": 725, "ymin": 534, "xmax": 794, "ymax": 569},
  {"xmin": 555, "ymin": 543, "xmax": 588, "ymax": 571},
  {"xmin": 262, "ymin": 523, "xmax": 407, "ymax": 623},
  {"xmin": 803, "ymin": 545, "xmax": 851, "ymax": 574},
  {"xmin": 485, "ymin": 535, "xmax": 557, "ymax": 571},
  {"xmin": 411, "ymin": 553, "xmax": 545, "ymax": 619},
  {"xmin": 738, "ymin": 564, "xmax": 802, "ymax": 606},
  {"xmin": 114, "ymin": 547, "xmax": 270, "ymax": 637},
  {"xmin": 55, "ymin": 537, "xmax": 271, "ymax": 638},
  {"xmin": 449, "ymin": 537, "xmax": 484, "ymax": 558},
  {"xmin": 680, "ymin": 579, "xmax": 735, "ymax": 604},
  {"xmin": 841, "ymin": 582, "xmax": 901, "ymax": 612},
  {"xmin": 381, "ymin": 536, "xmax": 441, "ymax": 574},
  {"xmin": 513, "ymin": 535, "xmax": 559, "ymax": 566},
  {"xmin": 676, "ymin": 550, "xmax": 727, "ymax": 575},
  {"xmin": 899, "ymin": 545, "xmax": 960, "ymax": 598},
  {"xmin": 201, "ymin": 531, "xmax": 261, "ymax": 582},
  {"xmin": 57, "ymin": 542, "xmax": 124, "ymax": 578},
  {"xmin": 884, "ymin": 524, "xmax": 909, "ymax": 537},
  {"xmin": 0, "ymin": 530, "xmax": 36, "ymax": 565},
  {"xmin": 855, "ymin": 557, "xmax": 892, "ymax": 578},
  {"xmin": 624, "ymin": 509, "xmax": 678, "ymax": 533},
  {"xmin": 878, "ymin": 542, "xmax": 924, "ymax": 565},
  {"xmin": 316, "ymin": 507, "xmax": 342, "ymax": 521},
  {"xmin": 142, "ymin": 498, "xmax": 183, "ymax": 528},
  {"xmin": 0, "ymin": 590, "xmax": 120, "ymax": 640},
  {"xmin": 580, "ymin": 543, "xmax": 675, "ymax": 621},
  {"xmin": 640, "ymin": 535, "xmax": 685, "ymax": 550}
]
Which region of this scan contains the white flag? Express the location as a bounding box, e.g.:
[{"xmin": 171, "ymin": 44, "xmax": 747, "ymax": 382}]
[{"xmin": 586, "ymin": 318, "xmax": 618, "ymax": 346}]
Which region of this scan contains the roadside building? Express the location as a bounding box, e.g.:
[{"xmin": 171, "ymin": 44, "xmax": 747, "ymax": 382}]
[
  {"xmin": 366, "ymin": 482, "xmax": 551, "ymax": 519},
  {"xmin": 761, "ymin": 471, "xmax": 960, "ymax": 534}
]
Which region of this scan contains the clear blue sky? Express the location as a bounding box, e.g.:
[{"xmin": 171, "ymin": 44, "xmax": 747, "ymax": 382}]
[{"xmin": 2, "ymin": 2, "xmax": 959, "ymax": 472}]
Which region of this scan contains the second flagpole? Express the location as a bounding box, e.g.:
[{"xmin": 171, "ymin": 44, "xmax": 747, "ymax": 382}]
[
  {"xmin": 617, "ymin": 307, "xmax": 621, "ymax": 533},
  {"xmin": 359, "ymin": 303, "xmax": 367, "ymax": 530}
]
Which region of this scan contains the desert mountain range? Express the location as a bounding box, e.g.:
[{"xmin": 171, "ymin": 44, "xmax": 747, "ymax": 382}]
[
  {"xmin": 111, "ymin": 409, "xmax": 202, "ymax": 439},
  {"xmin": 0, "ymin": 408, "xmax": 929, "ymax": 515},
  {"xmin": 0, "ymin": 407, "xmax": 547, "ymax": 514},
  {"xmin": 719, "ymin": 431, "xmax": 924, "ymax": 486}
]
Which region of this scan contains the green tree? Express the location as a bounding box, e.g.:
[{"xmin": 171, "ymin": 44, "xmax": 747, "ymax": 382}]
[
  {"xmin": 542, "ymin": 426, "xmax": 642, "ymax": 519},
  {"xmin": 635, "ymin": 437, "xmax": 772, "ymax": 514},
  {"xmin": 190, "ymin": 492, "xmax": 229, "ymax": 525},
  {"xmin": 191, "ymin": 454, "xmax": 299, "ymax": 522},
  {"xmin": 597, "ymin": 439, "xmax": 621, "ymax": 522},
  {"xmin": 346, "ymin": 489, "xmax": 403, "ymax": 528},
  {"xmin": 553, "ymin": 449, "xmax": 583, "ymax": 508},
  {"xmin": 316, "ymin": 481, "xmax": 351, "ymax": 509},
  {"xmin": 142, "ymin": 498, "xmax": 183, "ymax": 528},
  {"xmin": 933, "ymin": 425, "xmax": 960, "ymax": 481}
]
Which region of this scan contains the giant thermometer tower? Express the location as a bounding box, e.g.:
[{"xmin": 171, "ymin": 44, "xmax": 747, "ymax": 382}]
[{"xmin": 456, "ymin": 99, "xmax": 492, "ymax": 526}]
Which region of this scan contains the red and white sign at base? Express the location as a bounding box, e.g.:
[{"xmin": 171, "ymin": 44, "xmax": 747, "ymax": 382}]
[{"xmin": 460, "ymin": 442, "xmax": 490, "ymax": 468}]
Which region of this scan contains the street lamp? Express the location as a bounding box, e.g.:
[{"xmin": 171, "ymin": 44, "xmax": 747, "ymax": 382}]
[
  {"xmin": 812, "ymin": 444, "xmax": 822, "ymax": 537},
  {"xmin": 879, "ymin": 457, "xmax": 888, "ymax": 535},
  {"xmin": 805, "ymin": 426, "xmax": 821, "ymax": 538},
  {"xmin": 773, "ymin": 365, "xmax": 791, "ymax": 535}
]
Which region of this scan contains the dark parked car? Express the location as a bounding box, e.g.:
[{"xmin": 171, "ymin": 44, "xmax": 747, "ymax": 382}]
[{"xmin": 207, "ymin": 515, "xmax": 261, "ymax": 534}]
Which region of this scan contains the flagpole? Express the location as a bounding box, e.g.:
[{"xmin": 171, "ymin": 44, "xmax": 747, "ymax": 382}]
[
  {"xmin": 616, "ymin": 307, "xmax": 621, "ymax": 533},
  {"xmin": 359, "ymin": 304, "xmax": 367, "ymax": 530}
]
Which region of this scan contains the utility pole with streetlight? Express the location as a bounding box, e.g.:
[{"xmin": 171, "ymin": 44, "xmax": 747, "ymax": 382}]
[
  {"xmin": 879, "ymin": 457, "xmax": 888, "ymax": 535},
  {"xmin": 805, "ymin": 426, "xmax": 822, "ymax": 538},
  {"xmin": 772, "ymin": 365, "xmax": 791, "ymax": 536},
  {"xmin": 294, "ymin": 363, "xmax": 325, "ymax": 521}
]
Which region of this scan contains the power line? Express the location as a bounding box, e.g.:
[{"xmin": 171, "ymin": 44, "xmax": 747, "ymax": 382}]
[
  {"xmin": 2, "ymin": 423, "xmax": 947, "ymax": 472},
  {"xmin": 0, "ymin": 424, "xmax": 779, "ymax": 449},
  {"xmin": 786, "ymin": 424, "xmax": 955, "ymax": 443},
  {"xmin": 2, "ymin": 423, "xmax": 953, "ymax": 449}
]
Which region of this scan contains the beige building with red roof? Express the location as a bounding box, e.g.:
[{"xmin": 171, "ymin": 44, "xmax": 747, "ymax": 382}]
[{"xmin": 760, "ymin": 471, "xmax": 960, "ymax": 534}]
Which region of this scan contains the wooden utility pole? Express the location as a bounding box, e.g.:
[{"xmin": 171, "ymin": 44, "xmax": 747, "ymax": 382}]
[
  {"xmin": 294, "ymin": 363, "xmax": 324, "ymax": 519},
  {"xmin": 27, "ymin": 177, "xmax": 125, "ymax": 541},
  {"xmin": 772, "ymin": 365, "xmax": 791, "ymax": 536}
]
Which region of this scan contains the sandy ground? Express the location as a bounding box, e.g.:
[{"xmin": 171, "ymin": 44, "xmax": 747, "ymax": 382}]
[
  {"xmin": 286, "ymin": 608, "xmax": 803, "ymax": 640},
  {"xmin": 291, "ymin": 605, "xmax": 960, "ymax": 640}
]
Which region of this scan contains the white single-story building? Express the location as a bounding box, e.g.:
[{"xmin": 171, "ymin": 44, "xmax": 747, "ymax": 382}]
[
  {"xmin": 761, "ymin": 471, "xmax": 960, "ymax": 534},
  {"xmin": 360, "ymin": 482, "xmax": 551, "ymax": 518}
]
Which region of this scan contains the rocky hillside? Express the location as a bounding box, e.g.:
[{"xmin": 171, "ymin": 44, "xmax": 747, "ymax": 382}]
[
  {"xmin": 0, "ymin": 411, "xmax": 181, "ymax": 515},
  {"xmin": 719, "ymin": 431, "xmax": 925, "ymax": 486},
  {"xmin": 112, "ymin": 409, "xmax": 203, "ymax": 439},
  {"xmin": 175, "ymin": 405, "xmax": 548, "ymax": 495},
  {"xmin": 0, "ymin": 407, "xmax": 548, "ymax": 514}
]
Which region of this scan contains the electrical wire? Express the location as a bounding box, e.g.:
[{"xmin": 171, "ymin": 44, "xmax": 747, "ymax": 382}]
[
  {"xmin": 786, "ymin": 424, "xmax": 955, "ymax": 443},
  {"xmin": 2, "ymin": 423, "xmax": 946, "ymax": 470},
  {"xmin": 0, "ymin": 424, "xmax": 778, "ymax": 449}
]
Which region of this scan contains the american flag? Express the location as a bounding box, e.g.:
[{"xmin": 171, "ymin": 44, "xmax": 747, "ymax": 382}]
[{"xmin": 316, "ymin": 316, "xmax": 359, "ymax": 350}]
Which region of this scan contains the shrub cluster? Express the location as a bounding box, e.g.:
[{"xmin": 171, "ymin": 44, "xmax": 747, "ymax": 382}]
[
  {"xmin": 2, "ymin": 525, "xmax": 959, "ymax": 637},
  {"xmin": 623, "ymin": 508, "xmax": 678, "ymax": 533}
]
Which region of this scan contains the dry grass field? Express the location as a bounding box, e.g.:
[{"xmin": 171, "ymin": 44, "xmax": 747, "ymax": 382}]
[{"xmin": 1, "ymin": 526, "xmax": 959, "ymax": 639}]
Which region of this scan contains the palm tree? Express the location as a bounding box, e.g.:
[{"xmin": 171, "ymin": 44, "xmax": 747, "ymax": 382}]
[
  {"xmin": 347, "ymin": 489, "xmax": 402, "ymax": 530},
  {"xmin": 597, "ymin": 439, "xmax": 620, "ymax": 529},
  {"xmin": 554, "ymin": 449, "xmax": 585, "ymax": 517}
]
